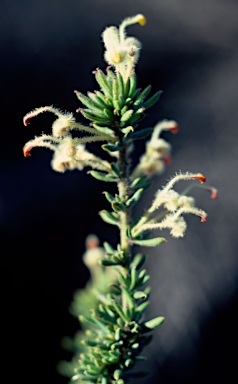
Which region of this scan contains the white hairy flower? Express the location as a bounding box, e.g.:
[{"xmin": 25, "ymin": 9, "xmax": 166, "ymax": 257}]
[
  {"xmin": 102, "ymin": 14, "xmax": 146, "ymax": 80},
  {"xmin": 132, "ymin": 172, "xmax": 207, "ymax": 239}
]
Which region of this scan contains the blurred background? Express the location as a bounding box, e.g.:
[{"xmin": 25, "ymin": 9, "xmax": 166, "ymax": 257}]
[{"xmin": 1, "ymin": 0, "xmax": 238, "ymax": 383}]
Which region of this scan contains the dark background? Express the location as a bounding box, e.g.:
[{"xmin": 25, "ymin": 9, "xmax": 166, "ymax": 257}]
[{"xmin": 1, "ymin": 1, "xmax": 238, "ymax": 383}]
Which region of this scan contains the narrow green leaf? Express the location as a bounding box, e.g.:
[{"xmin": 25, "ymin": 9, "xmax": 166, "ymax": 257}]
[
  {"xmin": 131, "ymin": 253, "xmax": 146, "ymax": 270},
  {"xmin": 103, "ymin": 241, "xmax": 115, "ymax": 253},
  {"xmin": 128, "ymin": 70, "xmax": 137, "ymax": 98},
  {"xmin": 102, "ymin": 143, "xmax": 122, "ymax": 152},
  {"xmin": 129, "ymin": 266, "xmax": 137, "ymax": 290},
  {"xmin": 99, "ymin": 210, "xmax": 119, "ymax": 226},
  {"xmin": 123, "ymin": 77, "xmax": 130, "ymax": 99},
  {"xmin": 122, "ymin": 287, "xmax": 135, "ymax": 320},
  {"xmin": 94, "ymin": 68, "xmax": 112, "ymax": 96},
  {"xmin": 112, "ymin": 300, "xmax": 129, "ymax": 323},
  {"xmin": 103, "ymin": 191, "xmax": 115, "ymax": 203},
  {"xmin": 125, "ymin": 358, "xmax": 133, "ymax": 367},
  {"xmin": 79, "ymin": 108, "xmax": 112, "ymax": 124},
  {"xmin": 95, "ymin": 90, "xmax": 112, "ymax": 107},
  {"xmin": 87, "ymin": 91, "xmax": 108, "ymax": 108},
  {"xmin": 112, "ymin": 201, "xmax": 125, "ymax": 212},
  {"xmin": 128, "ymin": 108, "xmax": 145, "ymax": 124},
  {"xmin": 134, "ymin": 84, "xmax": 152, "ymax": 106},
  {"xmin": 110, "ymin": 162, "xmax": 120, "ymax": 176},
  {"xmin": 121, "ymin": 126, "xmax": 134, "ymax": 136},
  {"xmin": 135, "ymin": 300, "xmax": 149, "ymax": 315},
  {"xmin": 120, "ymin": 109, "xmax": 134, "ymax": 123},
  {"xmin": 74, "ymin": 90, "xmax": 103, "ymax": 112},
  {"xmin": 89, "ymin": 170, "xmax": 117, "ymax": 182},
  {"xmin": 143, "ymin": 90, "xmax": 162, "ymax": 109},
  {"xmin": 128, "ymin": 127, "xmax": 153, "ymax": 140},
  {"xmin": 113, "ymin": 369, "xmax": 123, "ymax": 380},
  {"xmin": 100, "ymin": 259, "xmax": 120, "ymax": 266},
  {"xmin": 143, "ymin": 316, "xmax": 165, "ymax": 329},
  {"xmin": 126, "ymin": 226, "xmax": 132, "ymax": 239},
  {"xmin": 132, "ymin": 237, "xmax": 166, "ymax": 247},
  {"xmin": 92, "ymin": 123, "xmax": 115, "ymax": 136},
  {"xmin": 126, "ymin": 188, "xmax": 144, "ymax": 207},
  {"xmin": 133, "ymin": 291, "xmax": 147, "ymax": 300},
  {"xmin": 106, "ymin": 67, "xmax": 115, "ymax": 85}
]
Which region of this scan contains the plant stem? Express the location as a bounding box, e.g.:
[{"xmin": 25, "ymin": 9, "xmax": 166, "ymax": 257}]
[{"xmin": 118, "ymin": 143, "xmax": 131, "ymax": 258}]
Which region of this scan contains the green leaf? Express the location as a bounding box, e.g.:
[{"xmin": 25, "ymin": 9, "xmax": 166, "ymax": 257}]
[
  {"xmin": 134, "ymin": 84, "xmax": 152, "ymax": 106},
  {"xmin": 143, "ymin": 316, "xmax": 165, "ymax": 329},
  {"xmin": 128, "ymin": 107, "xmax": 146, "ymax": 124},
  {"xmin": 79, "ymin": 108, "xmax": 112, "ymax": 124},
  {"xmin": 95, "ymin": 90, "xmax": 112, "ymax": 107},
  {"xmin": 132, "ymin": 237, "xmax": 166, "ymax": 247},
  {"xmin": 94, "ymin": 68, "xmax": 112, "ymax": 97},
  {"xmin": 89, "ymin": 170, "xmax": 117, "ymax": 182},
  {"xmin": 133, "ymin": 291, "xmax": 147, "ymax": 300},
  {"xmin": 87, "ymin": 91, "xmax": 109, "ymax": 109},
  {"xmin": 110, "ymin": 162, "xmax": 120, "ymax": 176},
  {"xmin": 142, "ymin": 90, "xmax": 162, "ymax": 109},
  {"xmin": 74, "ymin": 90, "xmax": 103, "ymax": 112},
  {"xmin": 122, "ymin": 287, "xmax": 135, "ymax": 321},
  {"xmin": 120, "ymin": 109, "xmax": 134, "ymax": 123},
  {"xmin": 131, "ymin": 253, "xmax": 146, "ymax": 270},
  {"xmin": 128, "ymin": 127, "xmax": 153, "ymax": 140},
  {"xmin": 99, "ymin": 210, "xmax": 119, "ymax": 226},
  {"xmin": 106, "ymin": 67, "xmax": 115, "ymax": 85},
  {"xmin": 103, "ymin": 241, "xmax": 115, "ymax": 253},
  {"xmin": 92, "ymin": 123, "xmax": 115, "ymax": 136},
  {"xmin": 101, "ymin": 143, "xmax": 122, "ymax": 152},
  {"xmin": 111, "ymin": 201, "xmax": 125, "ymax": 212},
  {"xmin": 121, "ymin": 126, "xmax": 134, "ymax": 136},
  {"xmin": 112, "ymin": 300, "xmax": 129, "ymax": 323},
  {"xmin": 128, "ymin": 70, "xmax": 137, "ymax": 98},
  {"xmin": 126, "ymin": 188, "xmax": 144, "ymax": 207},
  {"xmin": 103, "ymin": 191, "xmax": 115, "ymax": 203}
]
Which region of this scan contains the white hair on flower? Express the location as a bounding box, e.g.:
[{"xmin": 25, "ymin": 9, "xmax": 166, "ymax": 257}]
[{"xmin": 102, "ymin": 14, "xmax": 146, "ymax": 80}]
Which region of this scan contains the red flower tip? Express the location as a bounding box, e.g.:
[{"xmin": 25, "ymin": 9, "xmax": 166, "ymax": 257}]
[
  {"xmin": 210, "ymin": 188, "xmax": 218, "ymax": 200},
  {"xmin": 163, "ymin": 156, "xmax": 172, "ymax": 165},
  {"xmin": 23, "ymin": 116, "xmax": 31, "ymax": 126},
  {"xmin": 201, "ymin": 214, "xmax": 207, "ymax": 223},
  {"xmin": 169, "ymin": 124, "xmax": 179, "ymax": 134},
  {"xmin": 192, "ymin": 173, "xmax": 206, "ymax": 183},
  {"xmin": 23, "ymin": 145, "xmax": 32, "ymax": 157},
  {"xmin": 76, "ymin": 108, "xmax": 83, "ymax": 113}
]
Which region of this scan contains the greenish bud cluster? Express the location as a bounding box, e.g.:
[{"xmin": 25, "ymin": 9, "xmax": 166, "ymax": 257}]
[{"xmin": 75, "ymin": 68, "xmax": 161, "ymax": 145}]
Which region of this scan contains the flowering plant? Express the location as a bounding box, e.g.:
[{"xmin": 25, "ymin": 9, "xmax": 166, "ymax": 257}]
[{"xmin": 23, "ymin": 14, "xmax": 216, "ymax": 384}]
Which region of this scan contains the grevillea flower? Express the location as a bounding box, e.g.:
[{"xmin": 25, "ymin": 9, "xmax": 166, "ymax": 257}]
[
  {"xmin": 102, "ymin": 14, "xmax": 146, "ymax": 81},
  {"xmin": 131, "ymin": 119, "xmax": 179, "ymax": 178},
  {"xmin": 132, "ymin": 172, "xmax": 207, "ymax": 238},
  {"xmin": 23, "ymin": 106, "xmax": 112, "ymax": 173}
]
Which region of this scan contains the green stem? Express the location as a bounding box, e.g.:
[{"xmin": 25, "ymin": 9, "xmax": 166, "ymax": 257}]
[{"xmin": 118, "ymin": 144, "xmax": 131, "ymax": 258}]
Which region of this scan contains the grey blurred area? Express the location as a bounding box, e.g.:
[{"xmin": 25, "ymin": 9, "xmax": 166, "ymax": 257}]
[{"xmin": 1, "ymin": 1, "xmax": 238, "ymax": 383}]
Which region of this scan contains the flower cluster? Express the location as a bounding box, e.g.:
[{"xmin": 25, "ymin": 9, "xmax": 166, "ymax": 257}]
[
  {"xmin": 23, "ymin": 106, "xmax": 113, "ymax": 173},
  {"xmin": 131, "ymin": 172, "xmax": 210, "ymax": 239}
]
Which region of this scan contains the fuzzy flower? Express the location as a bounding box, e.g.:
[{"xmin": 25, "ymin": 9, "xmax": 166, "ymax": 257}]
[
  {"xmin": 132, "ymin": 172, "xmax": 208, "ymax": 238},
  {"xmin": 102, "ymin": 14, "xmax": 146, "ymax": 80},
  {"xmin": 131, "ymin": 119, "xmax": 178, "ymax": 178},
  {"xmin": 23, "ymin": 106, "xmax": 113, "ymax": 173}
]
